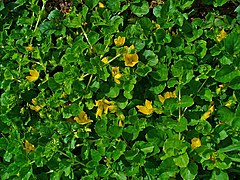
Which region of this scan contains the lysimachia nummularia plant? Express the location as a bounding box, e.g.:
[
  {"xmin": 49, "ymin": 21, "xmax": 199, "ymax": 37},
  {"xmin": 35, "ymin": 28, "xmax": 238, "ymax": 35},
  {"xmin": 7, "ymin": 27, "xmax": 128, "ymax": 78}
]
[{"xmin": 1, "ymin": 0, "xmax": 240, "ymax": 179}]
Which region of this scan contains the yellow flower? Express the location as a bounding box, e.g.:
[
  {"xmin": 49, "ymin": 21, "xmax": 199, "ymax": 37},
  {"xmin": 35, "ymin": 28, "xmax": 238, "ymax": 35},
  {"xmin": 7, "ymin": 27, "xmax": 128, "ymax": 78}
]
[
  {"xmin": 219, "ymin": 84, "xmax": 224, "ymax": 88},
  {"xmin": 124, "ymin": 53, "xmax": 139, "ymax": 67},
  {"xmin": 136, "ymin": 99, "xmax": 154, "ymax": 115},
  {"xmin": 95, "ymin": 99, "xmax": 115, "ymax": 118},
  {"xmin": 114, "ymin": 36, "xmax": 125, "ymax": 46},
  {"xmin": 29, "ymin": 98, "xmax": 41, "ymax": 112},
  {"xmin": 26, "ymin": 69, "xmax": 39, "ymax": 82},
  {"xmin": 156, "ymin": 24, "xmax": 160, "ymax": 29},
  {"xmin": 101, "ymin": 57, "xmax": 108, "ymax": 64},
  {"xmin": 99, "ymin": 2, "xmax": 105, "ymax": 8},
  {"xmin": 24, "ymin": 140, "xmax": 35, "ymax": 153},
  {"xmin": 32, "ymin": 98, "xmax": 37, "ymax": 105},
  {"xmin": 209, "ymin": 105, "xmax": 214, "ymax": 113},
  {"xmin": 225, "ymin": 102, "xmax": 232, "ymax": 107},
  {"xmin": 74, "ymin": 111, "xmax": 93, "ymax": 125},
  {"xmin": 26, "ymin": 44, "xmax": 34, "ymax": 51},
  {"xmin": 118, "ymin": 120, "xmax": 123, "ymax": 127},
  {"xmin": 201, "ymin": 111, "xmax": 211, "ymax": 120},
  {"xmin": 124, "ymin": 45, "xmax": 135, "ymax": 53},
  {"xmin": 191, "ymin": 138, "xmax": 201, "ymax": 149},
  {"xmin": 158, "ymin": 91, "xmax": 177, "ymax": 104},
  {"xmin": 201, "ymin": 105, "xmax": 214, "ymax": 120},
  {"xmin": 30, "ymin": 105, "xmax": 41, "ymax": 112},
  {"xmin": 216, "ymin": 29, "xmax": 227, "ymax": 42},
  {"xmin": 112, "ymin": 67, "xmax": 122, "ymax": 84}
]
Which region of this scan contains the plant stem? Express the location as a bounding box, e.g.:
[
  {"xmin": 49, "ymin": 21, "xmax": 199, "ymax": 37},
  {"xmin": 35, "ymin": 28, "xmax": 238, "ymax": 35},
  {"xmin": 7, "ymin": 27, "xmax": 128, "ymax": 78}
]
[
  {"xmin": 58, "ymin": 150, "xmax": 86, "ymax": 166},
  {"xmin": 30, "ymin": 1, "xmax": 46, "ymax": 45},
  {"xmin": 80, "ymin": 25, "xmax": 93, "ymax": 50},
  {"xmin": 107, "ymin": 54, "xmax": 122, "ymax": 64},
  {"xmin": 86, "ymin": 74, "xmax": 93, "ymax": 90},
  {"xmin": 178, "ymin": 77, "xmax": 182, "ymax": 140}
]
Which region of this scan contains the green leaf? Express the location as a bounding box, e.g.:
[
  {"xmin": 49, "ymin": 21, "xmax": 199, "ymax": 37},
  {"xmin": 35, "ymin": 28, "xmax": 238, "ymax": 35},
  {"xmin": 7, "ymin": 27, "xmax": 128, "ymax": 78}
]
[
  {"xmin": 106, "ymin": 0, "xmax": 121, "ymax": 12},
  {"xmin": 171, "ymin": 60, "xmax": 193, "ymax": 78},
  {"xmin": 95, "ymin": 118, "xmax": 107, "ymax": 137},
  {"xmin": 138, "ymin": 17, "xmax": 153, "ymax": 35},
  {"xmin": 113, "ymin": 172, "xmax": 127, "ymax": 180},
  {"xmin": 179, "ymin": 95, "xmax": 194, "ymax": 108},
  {"xmin": 229, "ymin": 76, "xmax": 240, "ymax": 90},
  {"xmin": 136, "ymin": 62, "xmax": 152, "ymax": 77},
  {"xmin": 235, "ymin": 5, "xmax": 240, "ymax": 24},
  {"xmin": 91, "ymin": 149, "xmax": 102, "ymax": 162},
  {"xmin": 153, "ymin": 5, "xmax": 162, "ymax": 17},
  {"xmin": 174, "ymin": 153, "xmax": 189, "ymax": 168},
  {"xmin": 54, "ymin": 72, "xmax": 65, "ymax": 84},
  {"xmin": 217, "ymin": 107, "xmax": 234, "ymax": 125},
  {"xmin": 48, "ymin": 10, "xmax": 61, "ymax": 20},
  {"xmin": 155, "ymin": 29, "xmax": 166, "ymax": 44},
  {"xmin": 179, "ymin": 0, "xmax": 194, "ymax": 10},
  {"xmin": 0, "ymin": 1, "xmax": 4, "ymax": 11},
  {"xmin": 112, "ymin": 141, "xmax": 127, "ymax": 161},
  {"xmin": 224, "ymin": 32, "xmax": 240, "ymax": 55},
  {"xmin": 174, "ymin": 117, "xmax": 188, "ymax": 133},
  {"xmin": 108, "ymin": 125, "xmax": 122, "ymax": 138},
  {"xmin": 0, "ymin": 138, "xmax": 8, "ymax": 150},
  {"xmin": 213, "ymin": 0, "xmax": 229, "ymax": 7},
  {"xmin": 211, "ymin": 169, "xmax": 229, "ymax": 180},
  {"xmin": 106, "ymin": 85, "xmax": 120, "ymax": 98},
  {"xmin": 143, "ymin": 50, "xmax": 158, "ymax": 66},
  {"xmin": 215, "ymin": 65, "xmax": 240, "ymax": 83},
  {"xmin": 149, "ymin": 82, "xmax": 166, "ymax": 94},
  {"xmin": 63, "ymin": 15, "xmax": 82, "ymax": 28},
  {"xmin": 196, "ymin": 40, "xmax": 207, "ymax": 58},
  {"xmin": 96, "ymin": 164, "xmax": 109, "ymax": 177},
  {"xmin": 62, "ymin": 103, "xmax": 83, "ymax": 118},
  {"xmin": 180, "ymin": 162, "xmax": 198, "ymax": 180},
  {"xmin": 85, "ymin": 0, "xmax": 99, "ymax": 9},
  {"xmin": 150, "ymin": 65, "xmax": 168, "ymax": 81},
  {"xmin": 218, "ymin": 142, "xmax": 240, "ymax": 153},
  {"xmin": 130, "ymin": 1, "xmax": 149, "ymax": 17},
  {"xmin": 88, "ymin": 31, "xmax": 99, "ymax": 45},
  {"xmin": 125, "ymin": 148, "xmax": 140, "ymax": 161},
  {"xmin": 141, "ymin": 145, "xmax": 154, "ymax": 155}
]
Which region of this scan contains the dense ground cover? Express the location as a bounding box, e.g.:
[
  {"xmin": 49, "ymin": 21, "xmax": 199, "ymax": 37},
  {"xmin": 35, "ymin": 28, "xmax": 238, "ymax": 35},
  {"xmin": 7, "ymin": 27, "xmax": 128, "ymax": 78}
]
[{"xmin": 1, "ymin": 0, "xmax": 240, "ymax": 179}]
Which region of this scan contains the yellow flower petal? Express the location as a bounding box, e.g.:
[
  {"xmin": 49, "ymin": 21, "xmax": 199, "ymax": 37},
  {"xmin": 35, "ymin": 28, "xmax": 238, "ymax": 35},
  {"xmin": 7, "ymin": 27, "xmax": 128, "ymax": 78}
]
[
  {"xmin": 191, "ymin": 138, "xmax": 201, "ymax": 149},
  {"xmin": 145, "ymin": 99, "xmax": 153, "ymax": 109},
  {"xmin": 95, "ymin": 99, "xmax": 115, "ymax": 118},
  {"xmin": 156, "ymin": 24, "xmax": 160, "ymax": 29},
  {"xmin": 99, "ymin": 2, "xmax": 105, "ymax": 8},
  {"xmin": 118, "ymin": 120, "xmax": 123, "ymax": 127},
  {"xmin": 74, "ymin": 111, "xmax": 93, "ymax": 125},
  {"xmin": 209, "ymin": 105, "xmax": 214, "ymax": 113},
  {"xmin": 136, "ymin": 100, "xmax": 153, "ymax": 115},
  {"xmin": 24, "ymin": 140, "xmax": 35, "ymax": 153},
  {"xmin": 26, "ymin": 44, "xmax": 34, "ymax": 51},
  {"xmin": 112, "ymin": 67, "xmax": 122, "ymax": 84},
  {"xmin": 29, "ymin": 105, "xmax": 41, "ymax": 112},
  {"xmin": 124, "ymin": 53, "xmax": 139, "ymax": 67},
  {"xmin": 216, "ymin": 29, "xmax": 227, "ymax": 42},
  {"xmin": 114, "ymin": 78, "xmax": 121, "ymax": 84},
  {"xmin": 158, "ymin": 91, "xmax": 177, "ymax": 104},
  {"xmin": 158, "ymin": 95, "xmax": 165, "ymax": 104},
  {"xmin": 225, "ymin": 102, "xmax": 232, "ymax": 107},
  {"xmin": 101, "ymin": 57, "xmax": 108, "ymax": 64},
  {"xmin": 26, "ymin": 69, "xmax": 39, "ymax": 82},
  {"xmin": 201, "ymin": 111, "xmax": 211, "ymax": 120},
  {"xmin": 114, "ymin": 36, "xmax": 125, "ymax": 46},
  {"xmin": 32, "ymin": 98, "xmax": 37, "ymax": 105}
]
